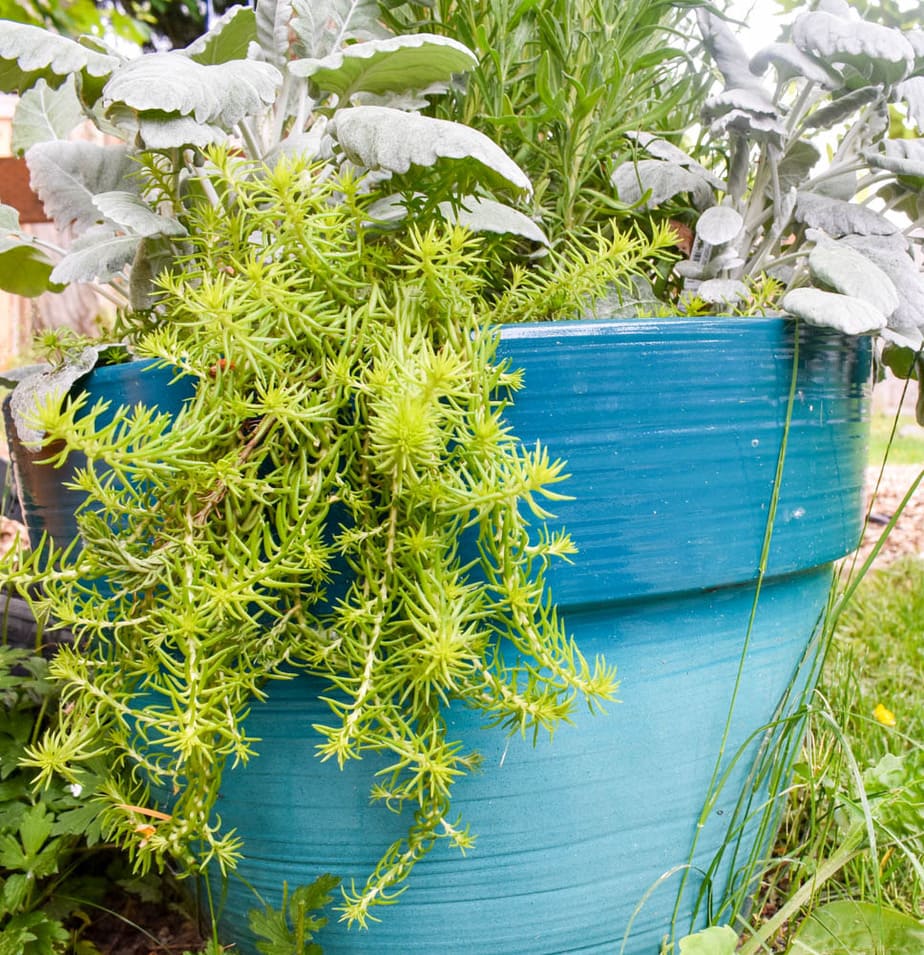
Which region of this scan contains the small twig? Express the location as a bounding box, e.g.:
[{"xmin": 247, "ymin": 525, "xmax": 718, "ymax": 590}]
[{"xmin": 193, "ymin": 415, "xmax": 275, "ymax": 526}]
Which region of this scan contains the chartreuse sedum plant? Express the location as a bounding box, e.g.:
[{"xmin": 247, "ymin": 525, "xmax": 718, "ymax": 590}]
[{"xmin": 12, "ymin": 149, "xmax": 673, "ymax": 926}]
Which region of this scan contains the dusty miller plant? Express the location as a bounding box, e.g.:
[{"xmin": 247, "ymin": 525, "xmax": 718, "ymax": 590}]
[
  {"xmin": 611, "ymin": 0, "xmax": 924, "ymax": 413},
  {"xmin": 0, "ymin": 0, "xmax": 543, "ymax": 321}
]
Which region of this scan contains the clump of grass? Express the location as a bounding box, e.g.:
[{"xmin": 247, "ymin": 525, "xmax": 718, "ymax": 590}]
[
  {"xmin": 822, "ymin": 558, "xmax": 924, "ymax": 913},
  {"xmin": 750, "ymin": 558, "xmax": 924, "ymax": 950}
]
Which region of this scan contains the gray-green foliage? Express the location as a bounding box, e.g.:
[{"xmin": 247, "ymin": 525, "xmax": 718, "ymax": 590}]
[
  {"xmin": 611, "ymin": 1, "xmax": 924, "ymax": 391},
  {"xmin": 10, "ymin": 151, "xmax": 673, "ymax": 925},
  {"xmin": 385, "ymin": 0, "xmax": 714, "ymax": 239},
  {"xmin": 0, "ymin": 1, "xmax": 540, "ymax": 305}
]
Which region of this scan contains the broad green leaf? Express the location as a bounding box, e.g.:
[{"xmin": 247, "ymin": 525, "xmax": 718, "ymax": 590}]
[
  {"xmin": 791, "ymin": 10, "xmax": 914, "ymax": 85},
  {"xmin": 611, "ymin": 159, "xmax": 714, "ymax": 210},
  {"xmin": 782, "ymin": 286, "xmax": 886, "ymax": 335},
  {"xmin": 796, "ymin": 191, "xmax": 901, "ymax": 237},
  {"xmin": 248, "ymin": 874, "xmax": 338, "ymax": 955},
  {"xmin": 439, "ymin": 196, "xmax": 548, "ymax": 245},
  {"xmin": 808, "ymin": 241, "xmax": 899, "ymax": 316},
  {"xmin": 290, "ymin": 34, "xmax": 476, "ymax": 100},
  {"xmin": 291, "ymin": 0, "xmax": 389, "ymax": 59},
  {"xmin": 695, "ymin": 206, "xmax": 743, "ymax": 246},
  {"xmin": 18, "ymin": 804, "xmax": 52, "ymax": 858},
  {"xmin": 26, "ymin": 141, "xmax": 137, "ymax": 232},
  {"xmin": 0, "ymin": 912, "xmax": 69, "ymax": 955},
  {"xmin": 881, "ymin": 339, "xmax": 922, "ymax": 377},
  {"xmin": 11, "ymin": 76, "xmax": 83, "ymax": 155},
  {"xmin": 51, "ymin": 802, "xmax": 105, "ymax": 845},
  {"xmin": 1, "ymin": 872, "xmax": 29, "ymax": 912},
  {"xmin": 0, "ymin": 831, "xmax": 26, "ymax": 869},
  {"xmin": 0, "ymin": 20, "xmax": 119, "ymax": 96},
  {"xmin": 678, "ymin": 925, "xmax": 738, "ymax": 955},
  {"xmin": 791, "ymin": 900, "xmax": 924, "ymax": 954},
  {"xmin": 864, "ymin": 752, "xmax": 906, "ymax": 790},
  {"xmin": 330, "ymin": 106, "xmax": 532, "ymax": 195},
  {"xmin": 184, "ymin": 5, "xmax": 258, "ymax": 65},
  {"xmin": 49, "ymin": 225, "xmax": 139, "ymax": 285},
  {"xmin": 0, "ymin": 239, "xmax": 60, "ymax": 297},
  {"xmin": 256, "ymin": 0, "xmax": 293, "ymax": 68},
  {"xmin": 102, "ymin": 53, "xmax": 282, "ymax": 128},
  {"xmin": 92, "ymin": 191, "xmax": 187, "ymax": 238}
]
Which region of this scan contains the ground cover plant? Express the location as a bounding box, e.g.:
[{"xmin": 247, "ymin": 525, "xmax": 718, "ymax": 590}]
[{"xmin": 2, "ymin": 148, "xmax": 668, "ymax": 931}]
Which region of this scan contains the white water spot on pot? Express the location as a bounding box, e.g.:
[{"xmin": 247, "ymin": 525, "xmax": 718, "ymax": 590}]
[{"xmin": 751, "ymin": 438, "xmax": 760, "ymax": 447}]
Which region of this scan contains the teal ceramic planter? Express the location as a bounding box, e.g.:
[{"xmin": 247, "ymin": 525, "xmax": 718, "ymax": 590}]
[
  {"xmin": 3, "ymin": 318, "xmax": 870, "ymax": 954},
  {"xmin": 202, "ymin": 317, "xmax": 869, "ymax": 954}
]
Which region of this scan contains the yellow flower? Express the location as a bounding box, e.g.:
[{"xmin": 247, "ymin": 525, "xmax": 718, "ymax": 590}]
[{"xmin": 873, "ymin": 703, "xmax": 897, "ymax": 727}]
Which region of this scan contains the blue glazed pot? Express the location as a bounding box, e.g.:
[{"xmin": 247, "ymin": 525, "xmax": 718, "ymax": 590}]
[
  {"xmin": 2, "ymin": 359, "xmax": 195, "ymax": 552},
  {"xmin": 202, "ymin": 316, "xmax": 870, "ymax": 954}
]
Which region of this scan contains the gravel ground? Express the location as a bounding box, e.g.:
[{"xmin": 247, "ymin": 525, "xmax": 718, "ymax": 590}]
[{"xmin": 858, "ymin": 465, "xmax": 924, "ymax": 568}]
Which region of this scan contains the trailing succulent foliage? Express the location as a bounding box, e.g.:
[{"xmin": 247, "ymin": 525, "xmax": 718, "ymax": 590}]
[
  {"xmin": 0, "ymin": 0, "xmax": 543, "ymax": 315},
  {"xmin": 611, "ymin": 0, "xmax": 924, "ymax": 407},
  {"xmin": 5, "ymin": 151, "xmax": 674, "ymax": 924}
]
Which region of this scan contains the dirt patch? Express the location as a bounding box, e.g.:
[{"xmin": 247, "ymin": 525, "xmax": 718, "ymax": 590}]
[{"xmin": 80, "ymin": 890, "xmax": 207, "ymax": 955}]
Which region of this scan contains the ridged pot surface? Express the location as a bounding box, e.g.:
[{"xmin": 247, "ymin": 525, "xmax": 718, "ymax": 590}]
[
  {"xmin": 203, "ymin": 317, "xmax": 870, "ymax": 955},
  {"xmin": 2, "ymin": 360, "xmax": 195, "ymax": 551}
]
